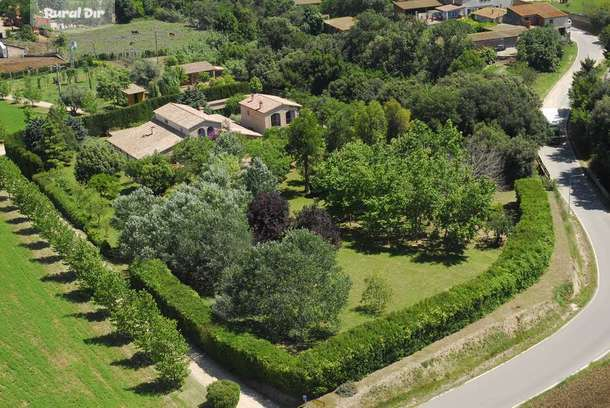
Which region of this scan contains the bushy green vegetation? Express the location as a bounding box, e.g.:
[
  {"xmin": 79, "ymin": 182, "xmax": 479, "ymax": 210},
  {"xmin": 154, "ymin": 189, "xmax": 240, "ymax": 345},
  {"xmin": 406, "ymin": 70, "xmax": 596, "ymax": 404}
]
[
  {"xmin": 129, "ymin": 177, "xmax": 552, "ymax": 398},
  {"xmin": 205, "ymin": 380, "xmax": 240, "ymax": 408}
]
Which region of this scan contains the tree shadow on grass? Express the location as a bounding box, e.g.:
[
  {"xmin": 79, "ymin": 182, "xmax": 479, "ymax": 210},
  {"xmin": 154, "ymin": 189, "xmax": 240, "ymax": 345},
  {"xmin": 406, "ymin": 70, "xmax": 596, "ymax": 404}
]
[
  {"xmin": 128, "ymin": 379, "xmax": 176, "ymax": 396},
  {"xmin": 0, "ymin": 204, "xmax": 18, "ymax": 213},
  {"xmin": 41, "ymin": 270, "xmax": 76, "ymax": 283},
  {"xmin": 68, "ymin": 309, "xmax": 110, "ymax": 322},
  {"xmin": 84, "ymin": 331, "xmax": 131, "ymax": 347},
  {"xmin": 15, "ymin": 226, "xmax": 38, "ymax": 236},
  {"xmin": 412, "ymin": 251, "xmax": 467, "ymax": 266},
  {"xmin": 111, "ymin": 351, "xmax": 153, "ymax": 370},
  {"xmin": 0, "ymin": 195, "xmax": 8, "ymax": 202},
  {"xmin": 32, "ymin": 254, "xmax": 63, "ymax": 265},
  {"xmin": 6, "ymin": 216, "xmax": 29, "ymax": 225},
  {"xmin": 59, "ymin": 287, "xmax": 92, "ymax": 303},
  {"xmin": 19, "ymin": 240, "xmax": 50, "ymax": 250}
]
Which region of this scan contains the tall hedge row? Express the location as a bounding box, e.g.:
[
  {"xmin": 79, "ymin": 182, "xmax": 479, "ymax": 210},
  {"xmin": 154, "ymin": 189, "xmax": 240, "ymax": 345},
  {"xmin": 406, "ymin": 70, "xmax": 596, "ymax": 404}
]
[
  {"xmin": 130, "ymin": 177, "xmax": 554, "ymax": 398},
  {"xmin": 0, "ymin": 157, "xmax": 189, "ymax": 386},
  {"xmin": 83, "ymin": 82, "xmax": 251, "ymax": 136},
  {"xmin": 3, "ymin": 132, "xmax": 44, "ymax": 178}
]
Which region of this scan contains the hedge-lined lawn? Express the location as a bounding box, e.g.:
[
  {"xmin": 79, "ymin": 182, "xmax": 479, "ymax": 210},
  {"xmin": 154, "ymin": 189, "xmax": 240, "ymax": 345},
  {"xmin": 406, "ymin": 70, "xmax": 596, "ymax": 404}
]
[
  {"xmin": 64, "ymin": 19, "xmax": 217, "ymax": 59},
  {"xmin": 531, "ymin": 41, "xmax": 578, "ymax": 98},
  {"xmin": 0, "ymin": 101, "xmax": 46, "ymax": 134},
  {"xmin": 281, "ymin": 170, "xmax": 507, "ymax": 331},
  {"xmin": 0, "ymin": 210, "xmax": 197, "ymax": 407}
]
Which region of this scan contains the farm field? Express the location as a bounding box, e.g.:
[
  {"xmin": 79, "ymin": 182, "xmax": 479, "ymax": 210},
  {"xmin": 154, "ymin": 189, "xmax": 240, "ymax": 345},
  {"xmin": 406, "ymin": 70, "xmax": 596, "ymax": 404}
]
[
  {"xmin": 63, "ymin": 19, "xmax": 217, "ymax": 59},
  {"xmin": 0, "ymin": 200, "xmax": 202, "ymax": 407},
  {"xmin": 281, "ymin": 170, "xmax": 507, "ymax": 331},
  {"xmin": 0, "ymin": 56, "xmax": 66, "ymax": 74},
  {"xmin": 550, "ymin": 0, "xmax": 607, "ymax": 14}
]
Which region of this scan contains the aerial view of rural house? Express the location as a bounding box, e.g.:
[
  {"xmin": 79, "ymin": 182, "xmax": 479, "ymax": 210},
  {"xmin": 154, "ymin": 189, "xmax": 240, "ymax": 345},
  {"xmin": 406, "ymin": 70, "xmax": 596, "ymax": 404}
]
[{"xmin": 0, "ymin": 0, "xmax": 609, "ymax": 406}]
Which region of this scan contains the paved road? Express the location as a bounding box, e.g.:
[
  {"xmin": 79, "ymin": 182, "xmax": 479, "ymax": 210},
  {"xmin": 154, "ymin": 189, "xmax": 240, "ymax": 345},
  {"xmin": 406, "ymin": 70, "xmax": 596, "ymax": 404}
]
[{"xmin": 423, "ymin": 29, "xmax": 607, "ymax": 408}]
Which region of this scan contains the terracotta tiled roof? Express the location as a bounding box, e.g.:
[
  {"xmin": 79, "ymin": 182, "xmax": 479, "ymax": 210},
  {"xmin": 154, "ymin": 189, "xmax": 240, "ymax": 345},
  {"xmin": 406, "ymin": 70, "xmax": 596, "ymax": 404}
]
[
  {"xmin": 108, "ymin": 121, "xmax": 182, "ymax": 159},
  {"xmin": 179, "ymin": 61, "xmax": 224, "ymax": 75},
  {"xmin": 436, "ymin": 4, "xmax": 462, "ymax": 12},
  {"xmin": 122, "ymin": 83, "xmax": 148, "ymax": 95},
  {"xmin": 508, "ymin": 2, "xmax": 568, "ymax": 19},
  {"xmin": 239, "ymin": 94, "xmax": 301, "ymax": 115},
  {"xmin": 472, "ymin": 7, "xmax": 507, "ymax": 19},
  {"xmin": 323, "ymin": 16, "xmax": 357, "ymax": 31},
  {"xmin": 394, "ymin": 0, "xmax": 442, "ymax": 11}
]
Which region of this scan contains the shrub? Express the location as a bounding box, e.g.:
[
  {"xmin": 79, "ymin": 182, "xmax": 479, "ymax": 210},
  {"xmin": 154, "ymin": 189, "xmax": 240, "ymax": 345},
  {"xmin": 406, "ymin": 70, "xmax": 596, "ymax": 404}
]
[
  {"xmin": 294, "ymin": 205, "xmax": 341, "ymax": 247},
  {"xmin": 75, "ymin": 138, "xmax": 125, "ymax": 183},
  {"xmin": 246, "ymin": 191, "xmax": 290, "ymax": 242},
  {"xmin": 126, "ymin": 154, "xmax": 175, "ymax": 195},
  {"xmin": 359, "ymin": 273, "xmax": 392, "ymax": 315},
  {"xmin": 87, "ymin": 174, "xmax": 122, "ymax": 200},
  {"xmin": 206, "ymin": 380, "xmax": 240, "ymax": 408},
  {"xmin": 5, "ymin": 140, "xmax": 44, "ymax": 178},
  {"xmin": 243, "ymin": 157, "xmax": 277, "ymax": 197}
]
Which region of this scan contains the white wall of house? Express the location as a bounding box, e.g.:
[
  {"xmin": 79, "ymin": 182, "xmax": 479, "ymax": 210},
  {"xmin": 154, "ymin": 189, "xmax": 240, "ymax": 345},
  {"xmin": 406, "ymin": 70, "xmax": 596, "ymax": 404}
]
[{"xmin": 457, "ymin": 0, "xmax": 513, "ymax": 15}]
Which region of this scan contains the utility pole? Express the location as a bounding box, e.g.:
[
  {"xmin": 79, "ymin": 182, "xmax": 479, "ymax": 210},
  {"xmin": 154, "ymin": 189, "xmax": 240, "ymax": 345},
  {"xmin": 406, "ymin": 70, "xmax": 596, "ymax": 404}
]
[{"xmin": 155, "ymin": 31, "xmax": 159, "ymax": 64}]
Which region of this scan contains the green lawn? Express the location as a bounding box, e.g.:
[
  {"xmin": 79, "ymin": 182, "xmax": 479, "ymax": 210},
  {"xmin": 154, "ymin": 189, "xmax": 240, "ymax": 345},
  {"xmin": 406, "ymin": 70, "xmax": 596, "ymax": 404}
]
[
  {"xmin": 548, "ymin": 0, "xmax": 607, "ymax": 14},
  {"xmin": 63, "ymin": 19, "xmax": 217, "ymax": 59},
  {"xmin": 0, "ymin": 101, "xmax": 46, "ymax": 134},
  {"xmin": 531, "ymin": 41, "xmax": 578, "ymax": 98},
  {"xmin": 281, "ymin": 170, "xmax": 507, "ymax": 331},
  {"xmin": 0, "ymin": 209, "xmax": 203, "ymax": 407}
]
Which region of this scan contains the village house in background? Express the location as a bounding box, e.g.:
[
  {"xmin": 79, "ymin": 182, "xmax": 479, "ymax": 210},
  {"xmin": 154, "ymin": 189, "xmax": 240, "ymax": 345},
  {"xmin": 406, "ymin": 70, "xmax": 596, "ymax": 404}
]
[
  {"xmin": 471, "ymin": 7, "xmax": 507, "ymax": 23},
  {"xmin": 122, "ymin": 83, "xmax": 148, "ymax": 106},
  {"xmin": 505, "ymin": 2, "xmax": 570, "ymax": 34},
  {"xmin": 323, "ymin": 16, "xmax": 356, "ymax": 33},
  {"xmin": 179, "ymin": 61, "xmax": 224, "ymax": 85},
  {"xmin": 468, "ymin": 23, "xmax": 527, "ymax": 50},
  {"xmin": 294, "ymin": 0, "xmax": 322, "ymax": 5},
  {"xmin": 107, "ymin": 102, "xmax": 260, "ymax": 159},
  {"xmin": 239, "ymin": 94, "xmax": 302, "ymax": 135},
  {"xmin": 393, "ymin": 0, "xmax": 442, "ymax": 18}
]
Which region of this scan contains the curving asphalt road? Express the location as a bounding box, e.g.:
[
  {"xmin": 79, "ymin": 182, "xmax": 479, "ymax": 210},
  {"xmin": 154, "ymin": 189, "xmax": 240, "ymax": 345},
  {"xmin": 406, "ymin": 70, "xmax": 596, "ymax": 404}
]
[{"xmin": 422, "ymin": 28, "xmax": 608, "ymax": 408}]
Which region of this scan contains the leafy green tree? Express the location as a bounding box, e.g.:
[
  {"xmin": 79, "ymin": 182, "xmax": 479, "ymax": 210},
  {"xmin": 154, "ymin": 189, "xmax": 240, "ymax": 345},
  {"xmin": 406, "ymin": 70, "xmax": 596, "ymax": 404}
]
[
  {"xmin": 354, "ymin": 101, "xmax": 387, "ymax": 145},
  {"xmin": 384, "ymin": 99, "xmax": 411, "ymax": 141},
  {"xmin": 359, "ymin": 273, "xmax": 392, "ymax": 315},
  {"xmin": 601, "ymin": 25, "xmax": 610, "ymax": 58},
  {"xmin": 287, "ymin": 109, "xmax": 324, "ymax": 194},
  {"xmin": 87, "ymin": 173, "xmax": 122, "ymax": 200},
  {"xmin": 126, "ymin": 154, "xmax": 175, "ymax": 195},
  {"xmin": 22, "ymin": 76, "xmax": 41, "ymax": 105},
  {"xmin": 0, "ymin": 81, "xmax": 11, "ymax": 98},
  {"xmin": 130, "ymin": 60, "xmax": 160, "ymax": 87},
  {"xmin": 75, "ymin": 138, "xmax": 125, "ymax": 183},
  {"xmin": 60, "ymin": 85, "xmax": 97, "ymax": 114},
  {"xmin": 486, "ymin": 204, "xmax": 513, "ymax": 246},
  {"xmin": 158, "ymin": 66, "xmax": 185, "ymax": 96},
  {"xmin": 213, "ymin": 132, "xmax": 244, "ymax": 156},
  {"xmin": 242, "ymin": 129, "xmax": 291, "ymax": 181},
  {"xmin": 96, "ymin": 67, "xmax": 130, "ymax": 105},
  {"xmin": 517, "ymin": 27, "xmax": 563, "ymax": 72},
  {"xmin": 243, "ymin": 157, "xmax": 277, "ymax": 196},
  {"xmin": 119, "ymin": 171, "xmax": 251, "ymax": 295},
  {"xmin": 215, "ymin": 229, "xmax": 351, "ymax": 343},
  {"xmin": 111, "ymin": 186, "xmax": 160, "ymax": 230},
  {"xmin": 171, "ymin": 136, "xmax": 213, "ymax": 176}
]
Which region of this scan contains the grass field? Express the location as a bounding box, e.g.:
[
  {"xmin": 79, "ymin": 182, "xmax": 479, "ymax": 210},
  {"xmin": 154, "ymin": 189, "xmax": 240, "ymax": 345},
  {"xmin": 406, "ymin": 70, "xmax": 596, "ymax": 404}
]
[
  {"xmin": 63, "ymin": 19, "xmax": 217, "ymax": 59},
  {"xmin": 549, "ymin": 0, "xmax": 608, "ymax": 14},
  {"xmin": 0, "ymin": 200, "xmax": 203, "ymax": 407},
  {"xmin": 525, "ymin": 355, "xmax": 610, "ymax": 407},
  {"xmin": 281, "ymin": 170, "xmax": 506, "ymax": 331},
  {"xmin": 531, "ymin": 42, "xmax": 578, "ymax": 98}
]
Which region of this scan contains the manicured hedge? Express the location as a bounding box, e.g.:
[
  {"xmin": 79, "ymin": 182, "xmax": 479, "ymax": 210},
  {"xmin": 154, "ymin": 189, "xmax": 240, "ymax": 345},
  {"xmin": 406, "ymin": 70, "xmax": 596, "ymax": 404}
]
[
  {"xmin": 130, "ymin": 178, "xmax": 554, "ymax": 398},
  {"xmin": 3, "ymin": 132, "xmax": 44, "ymax": 178},
  {"xmin": 83, "ymin": 82, "xmax": 251, "ymax": 136},
  {"xmin": 83, "ymin": 94, "xmax": 179, "ymax": 136}
]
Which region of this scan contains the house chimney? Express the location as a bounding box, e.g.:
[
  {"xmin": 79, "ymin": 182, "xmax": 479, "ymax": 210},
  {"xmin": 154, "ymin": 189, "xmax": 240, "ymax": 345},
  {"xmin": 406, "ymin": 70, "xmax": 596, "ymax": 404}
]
[
  {"xmin": 258, "ymin": 100, "xmax": 263, "ymax": 110},
  {"xmin": 147, "ymin": 126, "xmax": 155, "ymax": 137}
]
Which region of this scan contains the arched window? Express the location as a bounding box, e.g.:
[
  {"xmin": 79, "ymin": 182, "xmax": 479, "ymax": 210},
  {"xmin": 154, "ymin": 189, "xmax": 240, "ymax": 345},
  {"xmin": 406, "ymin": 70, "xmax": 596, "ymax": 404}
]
[
  {"xmin": 198, "ymin": 127, "xmax": 206, "ymax": 137},
  {"xmin": 286, "ymin": 110, "xmax": 294, "ymax": 124},
  {"xmin": 271, "ymin": 113, "xmax": 281, "ymax": 127},
  {"xmin": 207, "ymin": 126, "xmax": 219, "ymax": 140}
]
